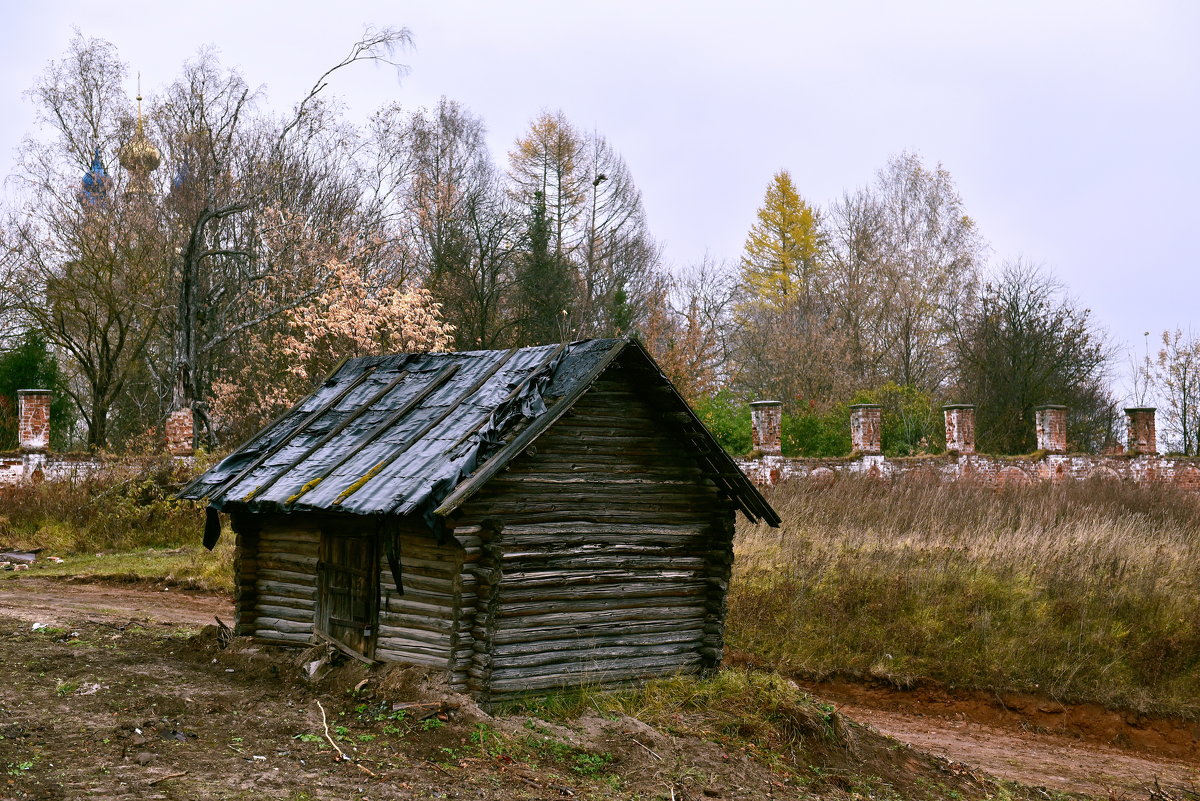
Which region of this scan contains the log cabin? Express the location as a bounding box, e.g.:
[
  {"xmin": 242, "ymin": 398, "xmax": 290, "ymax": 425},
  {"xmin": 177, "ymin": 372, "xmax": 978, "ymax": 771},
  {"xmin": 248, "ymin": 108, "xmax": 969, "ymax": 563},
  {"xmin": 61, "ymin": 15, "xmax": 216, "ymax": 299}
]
[{"xmin": 180, "ymin": 338, "xmax": 779, "ymax": 705}]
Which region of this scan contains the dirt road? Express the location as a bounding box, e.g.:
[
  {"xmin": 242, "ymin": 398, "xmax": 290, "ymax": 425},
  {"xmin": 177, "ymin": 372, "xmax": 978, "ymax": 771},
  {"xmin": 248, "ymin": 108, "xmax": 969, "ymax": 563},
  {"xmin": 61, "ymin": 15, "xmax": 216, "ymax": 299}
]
[
  {"xmin": 831, "ymin": 697, "xmax": 1199, "ymax": 796},
  {"xmin": 0, "ymin": 577, "xmax": 232, "ymax": 628},
  {"xmin": 1, "ymin": 576, "xmax": 1197, "ymax": 797}
]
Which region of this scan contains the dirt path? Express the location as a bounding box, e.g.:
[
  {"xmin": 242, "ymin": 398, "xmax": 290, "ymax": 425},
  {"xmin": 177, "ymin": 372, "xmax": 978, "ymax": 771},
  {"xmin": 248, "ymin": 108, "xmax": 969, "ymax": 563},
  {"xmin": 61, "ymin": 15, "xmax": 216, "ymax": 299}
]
[
  {"xmin": 800, "ymin": 679, "xmax": 1200, "ymax": 796},
  {"xmin": 833, "ymin": 699, "xmax": 1199, "ymax": 796},
  {"xmin": 0, "ymin": 576, "xmax": 232, "ymax": 628},
  {"xmin": 2, "ymin": 576, "xmax": 1198, "ymax": 797}
]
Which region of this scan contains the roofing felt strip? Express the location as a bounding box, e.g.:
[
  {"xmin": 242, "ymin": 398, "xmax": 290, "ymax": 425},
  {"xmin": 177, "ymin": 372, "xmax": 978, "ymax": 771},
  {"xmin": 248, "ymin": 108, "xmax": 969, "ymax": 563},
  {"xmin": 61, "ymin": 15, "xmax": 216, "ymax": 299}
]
[
  {"xmin": 283, "ymin": 362, "xmax": 462, "ymax": 508},
  {"xmin": 443, "ymin": 341, "xmax": 568, "ymax": 456},
  {"xmin": 177, "ymin": 356, "xmax": 357, "ymax": 500},
  {"xmin": 233, "ymin": 366, "xmax": 416, "ymax": 505},
  {"xmin": 330, "ymin": 347, "xmax": 521, "ymax": 508},
  {"xmin": 305, "ymin": 348, "xmax": 554, "ymax": 514},
  {"xmin": 205, "ymin": 365, "xmax": 381, "ymax": 504}
]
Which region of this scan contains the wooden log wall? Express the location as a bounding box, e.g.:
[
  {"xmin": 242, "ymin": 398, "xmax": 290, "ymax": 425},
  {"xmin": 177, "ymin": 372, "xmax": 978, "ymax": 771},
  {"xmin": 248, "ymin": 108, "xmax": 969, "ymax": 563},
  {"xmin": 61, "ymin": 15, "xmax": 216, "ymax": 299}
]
[
  {"xmin": 230, "ymin": 513, "xmax": 259, "ymax": 637},
  {"xmin": 375, "ymin": 530, "xmax": 467, "ymax": 670},
  {"xmin": 248, "ymin": 517, "xmax": 320, "ymax": 645},
  {"xmin": 457, "ymin": 372, "xmax": 736, "ymax": 704}
]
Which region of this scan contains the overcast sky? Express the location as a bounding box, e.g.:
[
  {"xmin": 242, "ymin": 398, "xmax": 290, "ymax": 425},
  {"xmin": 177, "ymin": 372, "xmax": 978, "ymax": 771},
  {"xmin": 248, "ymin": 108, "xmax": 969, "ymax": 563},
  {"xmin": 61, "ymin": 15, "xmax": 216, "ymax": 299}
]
[{"xmin": 2, "ymin": 1, "xmax": 1197, "ymax": 397}]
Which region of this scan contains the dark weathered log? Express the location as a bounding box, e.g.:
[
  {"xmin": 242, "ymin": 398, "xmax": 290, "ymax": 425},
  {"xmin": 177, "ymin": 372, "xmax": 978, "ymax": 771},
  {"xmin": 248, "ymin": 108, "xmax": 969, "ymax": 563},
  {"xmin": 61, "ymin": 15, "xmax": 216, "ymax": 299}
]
[
  {"xmin": 488, "ymin": 653, "xmax": 705, "ymax": 687},
  {"xmin": 254, "ymin": 617, "xmax": 312, "ymax": 634},
  {"xmin": 257, "ymin": 568, "xmax": 316, "ymax": 585},
  {"xmin": 255, "ymin": 581, "xmax": 316, "ymax": 601},
  {"xmin": 374, "ymin": 638, "xmax": 451, "ymax": 660},
  {"xmin": 498, "ymin": 569, "xmax": 700, "ymax": 587},
  {"xmin": 489, "ymin": 641, "xmax": 701, "ymax": 671},
  {"xmin": 497, "ymin": 596, "xmax": 710, "ymax": 617},
  {"xmin": 376, "ymin": 614, "xmax": 456, "ymax": 633},
  {"xmin": 486, "ymin": 618, "xmax": 707, "ymax": 646},
  {"xmin": 379, "ymin": 598, "xmax": 459, "ymax": 619},
  {"xmin": 374, "ymin": 649, "xmax": 447, "ymax": 668},
  {"xmin": 497, "ymin": 582, "xmax": 709, "ymax": 604},
  {"xmin": 254, "ymin": 602, "xmax": 314, "ymax": 620},
  {"xmin": 252, "ymin": 630, "xmax": 313, "ymax": 645},
  {"xmin": 502, "ymin": 521, "xmax": 705, "ymax": 536},
  {"xmin": 496, "ymin": 554, "xmax": 707, "ymax": 571},
  {"xmin": 491, "ymin": 628, "xmax": 705, "ymax": 657},
  {"xmin": 492, "ymin": 606, "xmax": 708, "ymax": 630},
  {"xmin": 255, "ymin": 555, "xmax": 318, "ymax": 573},
  {"xmin": 375, "ymin": 624, "xmax": 451, "ymax": 646}
]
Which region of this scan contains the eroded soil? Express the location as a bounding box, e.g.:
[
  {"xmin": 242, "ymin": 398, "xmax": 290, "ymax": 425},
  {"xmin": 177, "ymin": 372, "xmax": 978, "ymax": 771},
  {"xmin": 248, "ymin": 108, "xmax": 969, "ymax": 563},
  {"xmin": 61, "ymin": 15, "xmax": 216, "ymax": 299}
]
[
  {"xmin": 810, "ymin": 682, "xmax": 1200, "ymax": 796},
  {"xmin": 0, "ymin": 576, "xmax": 1197, "ymax": 799}
]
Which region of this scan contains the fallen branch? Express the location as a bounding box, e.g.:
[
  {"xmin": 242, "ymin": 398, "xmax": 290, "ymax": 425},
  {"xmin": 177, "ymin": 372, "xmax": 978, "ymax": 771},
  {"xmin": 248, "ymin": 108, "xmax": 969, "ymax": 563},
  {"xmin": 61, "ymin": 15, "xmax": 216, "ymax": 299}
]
[
  {"xmin": 423, "ymin": 759, "xmax": 450, "ymax": 775},
  {"xmin": 146, "ymin": 771, "xmax": 188, "ymax": 786},
  {"xmin": 316, "ymin": 699, "xmax": 379, "ymax": 778},
  {"xmin": 629, "ymin": 736, "xmax": 662, "ymax": 760}
]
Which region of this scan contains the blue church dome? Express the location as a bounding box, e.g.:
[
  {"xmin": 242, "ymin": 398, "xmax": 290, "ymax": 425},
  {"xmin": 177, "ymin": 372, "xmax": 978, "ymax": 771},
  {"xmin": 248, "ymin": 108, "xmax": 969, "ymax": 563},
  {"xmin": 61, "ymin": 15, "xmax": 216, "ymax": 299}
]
[{"xmin": 80, "ymin": 147, "xmax": 110, "ymax": 203}]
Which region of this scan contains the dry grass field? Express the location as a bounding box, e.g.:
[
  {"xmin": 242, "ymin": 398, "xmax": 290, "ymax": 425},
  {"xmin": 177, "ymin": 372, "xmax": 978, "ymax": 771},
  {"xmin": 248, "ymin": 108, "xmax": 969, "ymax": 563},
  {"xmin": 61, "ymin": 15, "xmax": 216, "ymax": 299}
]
[{"xmin": 729, "ymin": 477, "xmax": 1200, "ymax": 720}]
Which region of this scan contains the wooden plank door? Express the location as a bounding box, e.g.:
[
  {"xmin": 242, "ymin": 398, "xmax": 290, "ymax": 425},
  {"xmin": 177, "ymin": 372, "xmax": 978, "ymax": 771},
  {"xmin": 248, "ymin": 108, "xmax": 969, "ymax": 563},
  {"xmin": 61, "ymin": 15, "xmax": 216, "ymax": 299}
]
[{"xmin": 317, "ymin": 530, "xmax": 377, "ymax": 658}]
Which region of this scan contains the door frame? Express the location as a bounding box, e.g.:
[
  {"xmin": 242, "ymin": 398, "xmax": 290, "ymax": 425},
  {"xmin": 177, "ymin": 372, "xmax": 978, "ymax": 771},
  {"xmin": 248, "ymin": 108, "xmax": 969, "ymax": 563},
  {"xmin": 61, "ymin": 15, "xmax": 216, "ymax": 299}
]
[{"xmin": 315, "ymin": 524, "xmax": 379, "ymax": 660}]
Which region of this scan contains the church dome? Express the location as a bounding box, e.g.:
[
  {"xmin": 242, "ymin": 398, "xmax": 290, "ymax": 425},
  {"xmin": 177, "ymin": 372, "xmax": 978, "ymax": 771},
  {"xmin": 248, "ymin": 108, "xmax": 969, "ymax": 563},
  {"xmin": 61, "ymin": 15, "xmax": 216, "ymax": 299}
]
[
  {"xmin": 118, "ymin": 131, "xmax": 161, "ymax": 174},
  {"xmin": 79, "ymin": 147, "xmax": 110, "ymax": 202},
  {"xmin": 118, "ymin": 107, "xmax": 160, "ymax": 175}
]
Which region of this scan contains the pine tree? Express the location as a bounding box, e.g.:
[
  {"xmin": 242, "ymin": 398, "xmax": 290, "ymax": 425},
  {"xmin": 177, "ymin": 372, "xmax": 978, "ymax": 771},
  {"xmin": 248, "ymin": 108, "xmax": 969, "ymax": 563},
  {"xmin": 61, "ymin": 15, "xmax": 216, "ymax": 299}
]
[{"xmin": 516, "ymin": 191, "xmax": 576, "ymax": 345}]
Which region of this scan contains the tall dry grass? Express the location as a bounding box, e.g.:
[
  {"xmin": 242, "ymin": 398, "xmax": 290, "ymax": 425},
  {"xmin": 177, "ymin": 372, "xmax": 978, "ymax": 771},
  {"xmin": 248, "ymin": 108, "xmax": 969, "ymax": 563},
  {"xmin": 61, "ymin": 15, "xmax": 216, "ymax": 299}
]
[
  {"xmin": 0, "ymin": 459, "xmax": 206, "ymax": 553},
  {"xmin": 0, "ymin": 460, "xmax": 233, "ymax": 592},
  {"xmin": 729, "ymin": 476, "xmax": 1200, "ymax": 719}
]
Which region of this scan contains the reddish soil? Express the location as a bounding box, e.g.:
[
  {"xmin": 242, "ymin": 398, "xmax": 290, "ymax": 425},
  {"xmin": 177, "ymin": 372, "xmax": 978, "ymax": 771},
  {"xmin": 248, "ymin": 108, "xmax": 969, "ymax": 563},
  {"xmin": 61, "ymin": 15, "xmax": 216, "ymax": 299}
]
[
  {"xmin": 0, "ymin": 577, "xmax": 232, "ymax": 628},
  {"xmin": 806, "ymin": 679, "xmax": 1200, "ymax": 796}
]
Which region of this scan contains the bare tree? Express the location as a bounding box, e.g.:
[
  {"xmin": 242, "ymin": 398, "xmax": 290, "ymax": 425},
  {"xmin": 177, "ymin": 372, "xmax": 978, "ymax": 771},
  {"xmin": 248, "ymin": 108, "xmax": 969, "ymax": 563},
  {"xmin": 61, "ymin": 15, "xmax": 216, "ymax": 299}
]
[
  {"xmin": 951, "ymin": 261, "xmax": 1115, "ymax": 453},
  {"xmin": 159, "ymin": 29, "xmax": 413, "ymax": 443},
  {"xmin": 873, "ymin": 152, "xmax": 985, "ymax": 392},
  {"xmin": 1148, "ymin": 330, "xmax": 1200, "ymax": 455},
  {"xmin": 402, "ymin": 98, "xmax": 522, "ymax": 348},
  {"xmin": 639, "ymin": 258, "xmax": 735, "ymax": 402},
  {"xmin": 2, "ymin": 32, "xmax": 166, "ymax": 447}
]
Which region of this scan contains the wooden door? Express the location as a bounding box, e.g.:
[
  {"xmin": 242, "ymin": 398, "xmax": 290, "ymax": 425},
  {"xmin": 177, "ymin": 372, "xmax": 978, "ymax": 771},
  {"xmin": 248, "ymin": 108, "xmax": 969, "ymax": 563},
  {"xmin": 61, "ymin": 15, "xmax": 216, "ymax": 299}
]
[{"xmin": 317, "ymin": 530, "xmax": 377, "ymax": 658}]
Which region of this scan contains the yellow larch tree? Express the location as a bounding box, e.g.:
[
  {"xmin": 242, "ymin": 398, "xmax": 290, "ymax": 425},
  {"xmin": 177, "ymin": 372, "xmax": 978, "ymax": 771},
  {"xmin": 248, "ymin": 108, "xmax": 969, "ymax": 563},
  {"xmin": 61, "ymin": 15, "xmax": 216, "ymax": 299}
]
[{"xmin": 738, "ymin": 170, "xmax": 824, "ymax": 309}]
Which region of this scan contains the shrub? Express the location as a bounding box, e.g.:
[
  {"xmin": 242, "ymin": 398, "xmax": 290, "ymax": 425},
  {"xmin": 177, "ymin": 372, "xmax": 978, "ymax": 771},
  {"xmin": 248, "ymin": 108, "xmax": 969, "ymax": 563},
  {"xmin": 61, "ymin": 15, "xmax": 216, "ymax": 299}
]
[
  {"xmin": 694, "ymin": 389, "xmax": 752, "ymax": 454},
  {"xmin": 0, "ymin": 458, "xmax": 207, "ymax": 553}
]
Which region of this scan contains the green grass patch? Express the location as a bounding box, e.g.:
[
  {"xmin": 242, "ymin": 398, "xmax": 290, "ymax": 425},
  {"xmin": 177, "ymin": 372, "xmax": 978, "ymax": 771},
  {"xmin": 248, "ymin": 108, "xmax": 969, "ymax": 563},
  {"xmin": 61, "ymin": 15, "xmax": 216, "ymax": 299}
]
[{"xmin": 1, "ymin": 542, "xmax": 234, "ymax": 594}]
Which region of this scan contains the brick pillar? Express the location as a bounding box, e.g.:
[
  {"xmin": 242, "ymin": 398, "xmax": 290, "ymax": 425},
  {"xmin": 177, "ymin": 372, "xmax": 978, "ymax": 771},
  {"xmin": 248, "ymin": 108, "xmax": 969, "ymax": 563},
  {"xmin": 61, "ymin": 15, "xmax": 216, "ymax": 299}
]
[
  {"xmin": 1125, "ymin": 407, "xmax": 1157, "ymax": 455},
  {"xmin": 166, "ymin": 408, "xmax": 195, "ymax": 456},
  {"xmin": 1034, "ymin": 405, "xmax": 1067, "ymax": 453},
  {"xmin": 17, "ymin": 390, "xmax": 51, "ymax": 453},
  {"xmin": 850, "ymin": 404, "xmax": 882, "ymax": 455},
  {"xmin": 749, "ymin": 400, "xmax": 782, "ymax": 456},
  {"xmin": 943, "ymin": 404, "xmax": 976, "ymax": 454}
]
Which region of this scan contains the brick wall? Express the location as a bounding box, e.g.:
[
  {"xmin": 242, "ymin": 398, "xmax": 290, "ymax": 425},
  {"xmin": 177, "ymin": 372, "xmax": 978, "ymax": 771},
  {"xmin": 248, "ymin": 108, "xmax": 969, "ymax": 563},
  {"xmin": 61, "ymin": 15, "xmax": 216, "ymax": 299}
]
[
  {"xmin": 2, "ymin": 390, "xmax": 194, "ymax": 485},
  {"xmin": 17, "ymin": 390, "xmax": 51, "ymax": 453},
  {"xmin": 738, "ymin": 452, "xmax": 1200, "ymax": 491}
]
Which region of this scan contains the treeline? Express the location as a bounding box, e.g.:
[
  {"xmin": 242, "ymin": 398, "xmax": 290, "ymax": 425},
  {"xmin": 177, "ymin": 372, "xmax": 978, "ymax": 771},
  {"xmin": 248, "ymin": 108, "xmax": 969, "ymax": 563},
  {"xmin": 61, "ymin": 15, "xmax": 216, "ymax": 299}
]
[
  {"xmin": 2, "ymin": 30, "xmax": 1190, "ymax": 456},
  {"xmin": 0, "ymin": 30, "xmax": 661, "ymax": 449},
  {"xmin": 681, "ymin": 165, "xmax": 1117, "ymax": 456}
]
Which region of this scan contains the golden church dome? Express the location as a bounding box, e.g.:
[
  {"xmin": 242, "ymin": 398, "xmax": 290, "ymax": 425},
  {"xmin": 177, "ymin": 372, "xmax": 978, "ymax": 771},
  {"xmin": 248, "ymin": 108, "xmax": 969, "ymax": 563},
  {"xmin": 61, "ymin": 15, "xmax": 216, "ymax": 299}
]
[{"xmin": 119, "ymin": 97, "xmax": 160, "ymax": 172}]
